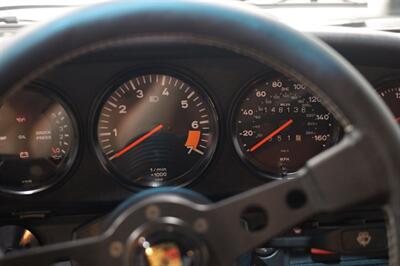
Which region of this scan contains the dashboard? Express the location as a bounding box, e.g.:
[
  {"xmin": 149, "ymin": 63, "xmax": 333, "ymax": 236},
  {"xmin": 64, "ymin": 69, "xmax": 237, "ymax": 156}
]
[
  {"xmin": 1, "ymin": 28, "xmax": 400, "ymax": 265},
  {"xmin": 1, "ymin": 42, "xmax": 399, "ymax": 199}
]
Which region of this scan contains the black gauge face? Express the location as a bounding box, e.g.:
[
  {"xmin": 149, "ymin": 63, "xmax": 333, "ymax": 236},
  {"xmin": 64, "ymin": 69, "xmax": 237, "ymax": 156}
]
[
  {"xmin": 0, "ymin": 87, "xmax": 78, "ymax": 194},
  {"xmin": 232, "ymin": 76, "xmax": 341, "ymax": 177},
  {"xmin": 377, "ymin": 85, "xmax": 400, "ymax": 124},
  {"xmin": 95, "ymin": 73, "xmax": 218, "ymax": 188}
]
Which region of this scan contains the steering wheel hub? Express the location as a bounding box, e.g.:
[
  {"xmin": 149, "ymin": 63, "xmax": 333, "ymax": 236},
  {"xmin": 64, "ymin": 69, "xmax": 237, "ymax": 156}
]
[
  {"xmin": 105, "ymin": 189, "xmax": 211, "ymax": 266},
  {"xmin": 131, "ymin": 224, "xmax": 207, "ymax": 266}
]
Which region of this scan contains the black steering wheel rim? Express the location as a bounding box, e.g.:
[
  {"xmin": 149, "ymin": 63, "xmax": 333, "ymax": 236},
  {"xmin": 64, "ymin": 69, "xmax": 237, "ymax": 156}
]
[{"xmin": 0, "ymin": 1, "xmax": 400, "ymax": 265}]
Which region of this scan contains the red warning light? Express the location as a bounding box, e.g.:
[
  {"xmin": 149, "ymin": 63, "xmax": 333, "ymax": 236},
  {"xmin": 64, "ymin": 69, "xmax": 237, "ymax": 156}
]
[
  {"xmin": 19, "ymin": 151, "xmax": 30, "ymax": 159},
  {"xmin": 16, "ymin": 115, "xmax": 27, "ymax": 123}
]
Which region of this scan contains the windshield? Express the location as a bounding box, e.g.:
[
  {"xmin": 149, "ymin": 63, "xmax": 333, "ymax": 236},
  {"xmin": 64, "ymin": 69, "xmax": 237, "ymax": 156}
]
[{"xmin": 0, "ymin": 0, "xmax": 396, "ymax": 29}]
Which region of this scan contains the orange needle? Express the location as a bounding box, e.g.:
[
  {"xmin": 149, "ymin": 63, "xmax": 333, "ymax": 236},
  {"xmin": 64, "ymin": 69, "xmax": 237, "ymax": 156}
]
[
  {"xmin": 249, "ymin": 119, "xmax": 294, "ymax": 152},
  {"xmin": 109, "ymin": 124, "xmax": 163, "ymax": 160}
]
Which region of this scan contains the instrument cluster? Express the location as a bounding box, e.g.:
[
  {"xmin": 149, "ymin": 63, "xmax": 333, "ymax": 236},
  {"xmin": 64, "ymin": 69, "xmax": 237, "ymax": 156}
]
[{"xmin": 0, "ymin": 67, "xmax": 398, "ymax": 196}]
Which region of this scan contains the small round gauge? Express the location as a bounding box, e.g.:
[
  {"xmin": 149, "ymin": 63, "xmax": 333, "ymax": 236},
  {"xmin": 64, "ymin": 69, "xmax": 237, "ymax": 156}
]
[
  {"xmin": 94, "ymin": 73, "xmax": 218, "ymax": 188},
  {"xmin": 232, "ymin": 75, "xmax": 341, "ymax": 178},
  {"xmin": 376, "ymin": 84, "xmax": 400, "ymax": 124},
  {"xmin": 0, "ymin": 85, "xmax": 78, "ymax": 194}
]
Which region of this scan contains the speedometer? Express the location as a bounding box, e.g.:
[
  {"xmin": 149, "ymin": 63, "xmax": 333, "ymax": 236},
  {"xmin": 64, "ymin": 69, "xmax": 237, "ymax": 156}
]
[
  {"xmin": 94, "ymin": 73, "xmax": 218, "ymax": 188},
  {"xmin": 232, "ymin": 75, "xmax": 341, "ymax": 178}
]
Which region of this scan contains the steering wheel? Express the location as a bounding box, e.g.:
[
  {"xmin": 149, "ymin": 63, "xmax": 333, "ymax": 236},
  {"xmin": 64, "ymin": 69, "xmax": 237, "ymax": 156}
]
[{"xmin": 1, "ymin": 1, "xmax": 400, "ymax": 265}]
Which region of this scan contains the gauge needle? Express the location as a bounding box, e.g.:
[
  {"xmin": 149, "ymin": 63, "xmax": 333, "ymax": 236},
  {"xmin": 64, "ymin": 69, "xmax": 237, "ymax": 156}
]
[
  {"xmin": 110, "ymin": 124, "xmax": 163, "ymax": 160},
  {"xmin": 249, "ymin": 119, "xmax": 294, "ymax": 152},
  {"xmin": 187, "ymin": 147, "xmax": 204, "ymax": 155},
  {"xmin": 396, "ymin": 116, "xmax": 400, "ymax": 123}
]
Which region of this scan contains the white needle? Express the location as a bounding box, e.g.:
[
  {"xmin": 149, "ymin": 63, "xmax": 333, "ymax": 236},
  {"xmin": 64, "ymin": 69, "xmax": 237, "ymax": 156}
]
[{"xmin": 187, "ymin": 147, "xmax": 204, "ymax": 155}]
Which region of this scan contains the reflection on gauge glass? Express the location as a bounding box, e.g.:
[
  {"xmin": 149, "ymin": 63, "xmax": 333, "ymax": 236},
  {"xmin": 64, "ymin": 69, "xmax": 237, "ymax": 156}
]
[
  {"xmin": 377, "ymin": 84, "xmax": 400, "ymax": 124},
  {"xmin": 95, "ymin": 73, "xmax": 218, "ymax": 188},
  {"xmin": 232, "ymin": 75, "xmax": 341, "ymax": 178},
  {"xmin": 0, "ymin": 86, "xmax": 78, "ymax": 194}
]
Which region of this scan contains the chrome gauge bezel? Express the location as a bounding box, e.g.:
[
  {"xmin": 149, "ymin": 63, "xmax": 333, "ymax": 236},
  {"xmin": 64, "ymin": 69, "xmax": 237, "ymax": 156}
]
[
  {"xmin": 90, "ymin": 67, "xmax": 220, "ymax": 190},
  {"xmin": 0, "ymin": 81, "xmax": 80, "ymax": 196}
]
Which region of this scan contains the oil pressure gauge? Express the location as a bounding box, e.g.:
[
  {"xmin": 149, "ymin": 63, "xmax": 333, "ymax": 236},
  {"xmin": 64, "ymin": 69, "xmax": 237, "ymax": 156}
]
[
  {"xmin": 0, "ymin": 85, "xmax": 78, "ymax": 194},
  {"xmin": 94, "ymin": 73, "xmax": 218, "ymax": 188}
]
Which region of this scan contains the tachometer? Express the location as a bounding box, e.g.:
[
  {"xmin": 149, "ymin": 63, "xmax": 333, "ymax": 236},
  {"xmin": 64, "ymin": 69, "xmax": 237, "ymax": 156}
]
[
  {"xmin": 94, "ymin": 73, "xmax": 218, "ymax": 188},
  {"xmin": 232, "ymin": 75, "xmax": 341, "ymax": 178},
  {"xmin": 0, "ymin": 85, "xmax": 78, "ymax": 194}
]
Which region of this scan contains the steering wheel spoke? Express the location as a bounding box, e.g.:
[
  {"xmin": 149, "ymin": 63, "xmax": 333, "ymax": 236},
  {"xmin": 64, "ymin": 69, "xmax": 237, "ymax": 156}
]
[
  {"xmin": 202, "ymin": 177, "xmax": 317, "ymax": 264},
  {"xmin": 305, "ymin": 129, "xmax": 388, "ymax": 211},
  {"xmin": 199, "ymin": 130, "xmax": 388, "ymax": 264}
]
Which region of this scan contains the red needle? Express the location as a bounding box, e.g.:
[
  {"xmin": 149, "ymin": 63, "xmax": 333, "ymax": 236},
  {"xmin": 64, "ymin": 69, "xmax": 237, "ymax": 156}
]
[
  {"xmin": 109, "ymin": 124, "xmax": 163, "ymax": 160},
  {"xmin": 249, "ymin": 119, "xmax": 294, "ymax": 152},
  {"xmin": 396, "ymin": 117, "xmax": 400, "ymax": 123}
]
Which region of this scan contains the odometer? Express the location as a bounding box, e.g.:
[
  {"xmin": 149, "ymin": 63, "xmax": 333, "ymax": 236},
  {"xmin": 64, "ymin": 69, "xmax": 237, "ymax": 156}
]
[
  {"xmin": 94, "ymin": 73, "xmax": 218, "ymax": 188},
  {"xmin": 232, "ymin": 75, "xmax": 341, "ymax": 178}
]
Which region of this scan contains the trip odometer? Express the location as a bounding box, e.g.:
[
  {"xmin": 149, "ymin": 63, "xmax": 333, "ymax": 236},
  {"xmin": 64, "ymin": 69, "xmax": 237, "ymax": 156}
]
[
  {"xmin": 95, "ymin": 73, "xmax": 218, "ymax": 188},
  {"xmin": 232, "ymin": 75, "xmax": 341, "ymax": 178}
]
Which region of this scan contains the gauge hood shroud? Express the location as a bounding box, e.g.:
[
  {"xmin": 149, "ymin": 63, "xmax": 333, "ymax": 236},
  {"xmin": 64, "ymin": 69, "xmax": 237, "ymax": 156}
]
[{"xmin": 0, "ymin": 0, "xmax": 399, "ymax": 265}]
